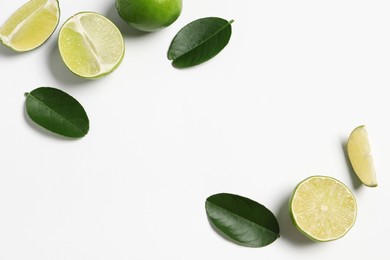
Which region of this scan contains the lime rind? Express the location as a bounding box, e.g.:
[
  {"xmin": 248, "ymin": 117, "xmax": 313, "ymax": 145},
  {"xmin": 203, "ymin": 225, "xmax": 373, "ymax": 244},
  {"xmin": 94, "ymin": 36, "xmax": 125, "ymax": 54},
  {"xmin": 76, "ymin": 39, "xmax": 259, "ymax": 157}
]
[
  {"xmin": 115, "ymin": 0, "xmax": 182, "ymax": 32},
  {"xmin": 0, "ymin": 0, "xmax": 60, "ymax": 52},
  {"xmin": 289, "ymin": 175, "xmax": 357, "ymax": 242}
]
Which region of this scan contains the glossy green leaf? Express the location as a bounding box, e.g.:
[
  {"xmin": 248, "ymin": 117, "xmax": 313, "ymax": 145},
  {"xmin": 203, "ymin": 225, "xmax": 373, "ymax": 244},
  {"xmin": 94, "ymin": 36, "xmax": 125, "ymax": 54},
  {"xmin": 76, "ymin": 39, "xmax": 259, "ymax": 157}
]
[
  {"xmin": 205, "ymin": 193, "xmax": 280, "ymax": 247},
  {"xmin": 168, "ymin": 17, "xmax": 233, "ymax": 68},
  {"xmin": 25, "ymin": 87, "xmax": 89, "ymax": 138}
]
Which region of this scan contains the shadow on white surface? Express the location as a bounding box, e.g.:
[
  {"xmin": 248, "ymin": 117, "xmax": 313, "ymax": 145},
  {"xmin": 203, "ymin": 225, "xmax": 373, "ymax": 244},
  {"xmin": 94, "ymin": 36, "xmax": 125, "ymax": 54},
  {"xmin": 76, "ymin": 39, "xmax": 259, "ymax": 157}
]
[
  {"xmin": 0, "ymin": 44, "xmax": 19, "ymax": 56},
  {"xmin": 277, "ymin": 193, "xmax": 316, "ymax": 246}
]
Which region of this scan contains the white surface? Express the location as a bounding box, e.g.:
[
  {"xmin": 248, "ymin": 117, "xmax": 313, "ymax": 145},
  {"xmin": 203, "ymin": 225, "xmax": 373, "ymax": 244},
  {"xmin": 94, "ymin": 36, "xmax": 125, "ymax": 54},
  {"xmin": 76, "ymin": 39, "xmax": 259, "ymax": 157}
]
[{"xmin": 1, "ymin": 0, "xmax": 389, "ymax": 259}]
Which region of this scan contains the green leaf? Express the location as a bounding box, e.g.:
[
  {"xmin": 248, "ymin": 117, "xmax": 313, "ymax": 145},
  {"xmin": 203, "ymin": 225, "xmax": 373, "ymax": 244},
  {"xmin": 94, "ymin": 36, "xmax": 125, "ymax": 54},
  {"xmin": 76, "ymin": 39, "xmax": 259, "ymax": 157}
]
[
  {"xmin": 168, "ymin": 17, "xmax": 233, "ymax": 68},
  {"xmin": 205, "ymin": 193, "xmax": 280, "ymax": 247},
  {"xmin": 25, "ymin": 87, "xmax": 89, "ymax": 138}
]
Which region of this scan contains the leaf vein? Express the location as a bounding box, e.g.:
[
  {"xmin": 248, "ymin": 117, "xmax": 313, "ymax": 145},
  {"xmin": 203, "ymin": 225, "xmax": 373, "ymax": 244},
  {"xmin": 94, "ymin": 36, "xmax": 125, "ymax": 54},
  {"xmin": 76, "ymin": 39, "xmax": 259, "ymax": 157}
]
[
  {"xmin": 207, "ymin": 201, "xmax": 279, "ymax": 237},
  {"xmin": 173, "ymin": 20, "xmax": 232, "ymax": 61},
  {"xmin": 27, "ymin": 92, "xmax": 85, "ymax": 135}
]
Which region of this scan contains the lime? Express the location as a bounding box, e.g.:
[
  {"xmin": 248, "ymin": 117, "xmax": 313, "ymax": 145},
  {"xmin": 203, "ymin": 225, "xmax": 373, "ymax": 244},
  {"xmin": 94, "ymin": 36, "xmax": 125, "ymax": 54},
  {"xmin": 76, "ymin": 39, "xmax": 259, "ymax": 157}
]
[
  {"xmin": 58, "ymin": 12, "xmax": 125, "ymax": 78},
  {"xmin": 289, "ymin": 176, "xmax": 357, "ymax": 242},
  {"xmin": 0, "ymin": 0, "xmax": 60, "ymax": 52},
  {"xmin": 115, "ymin": 0, "xmax": 182, "ymax": 32},
  {"xmin": 347, "ymin": 125, "xmax": 378, "ymax": 187}
]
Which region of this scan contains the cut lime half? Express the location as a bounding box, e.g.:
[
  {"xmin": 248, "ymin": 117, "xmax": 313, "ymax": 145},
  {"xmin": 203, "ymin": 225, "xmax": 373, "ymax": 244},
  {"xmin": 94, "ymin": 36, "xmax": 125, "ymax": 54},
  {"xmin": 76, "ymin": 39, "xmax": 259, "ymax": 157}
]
[
  {"xmin": 347, "ymin": 125, "xmax": 378, "ymax": 187},
  {"xmin": 290, "ymin": 176, "xmax": 357, "ymax": 242},
  {"xmin": 58, "ymin": 12, "xmax": 125, "ymax": 78},
  {"xmin": 0, "ymin": 0, "xmax": 60, "ymax": 52}
]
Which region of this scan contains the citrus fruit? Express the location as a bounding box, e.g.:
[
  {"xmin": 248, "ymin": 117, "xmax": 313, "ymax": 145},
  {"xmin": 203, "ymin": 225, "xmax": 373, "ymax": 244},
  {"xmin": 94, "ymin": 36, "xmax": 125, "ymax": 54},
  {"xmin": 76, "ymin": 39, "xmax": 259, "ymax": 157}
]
[
  {"xmin": 289, "ymin": 176, "xmax": 357, "ymax": 242},
  {"xmin": 115, "ymin": 0, "xmax": 182, "ymax": 32},
  {"xmin": 0, "ymin": 0, "xmax": 60, "ymax": 52},
  {"xmin": 347, "ymin": 125, "xmax": 378, "ymax": 187},
  {"xmin": 58, "ymin": 12, "xmax": 125, "ymax": 78}
]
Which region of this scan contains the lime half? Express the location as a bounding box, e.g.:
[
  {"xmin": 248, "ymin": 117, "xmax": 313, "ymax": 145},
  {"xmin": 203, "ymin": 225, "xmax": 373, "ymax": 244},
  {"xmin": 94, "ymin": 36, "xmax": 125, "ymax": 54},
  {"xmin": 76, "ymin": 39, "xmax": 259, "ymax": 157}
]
[
  {"xmin": 347, "ymin": 125, "xmax": 378, "ymax": 187},
  {"xmin": 290, "ymin": 176, "xmax": 357, "ymax": 242},
  {"xmin": 0, "ymin": 0, "xmax": 60, "ymax": 52},
  {"xmin": 58, "ymin": 12, "xmax": 125, "ymax": 78}
]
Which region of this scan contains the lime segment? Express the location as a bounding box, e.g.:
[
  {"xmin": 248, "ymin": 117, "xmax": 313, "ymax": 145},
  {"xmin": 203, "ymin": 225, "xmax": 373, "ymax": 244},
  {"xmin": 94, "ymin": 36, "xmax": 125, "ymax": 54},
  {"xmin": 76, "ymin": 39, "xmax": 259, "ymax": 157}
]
[
  {"xmin": 58, "ymin": 12, "xmax": 125, "ymax": 78},
  {"xmin": 0, "ymin": 0, "xmax": 60, "ymax": 52},
  {"xmin": 290, "ymin": 176, "xmax": 357, "ymax": 242},
  {"xmin": 347, "ymin": 125, "xmax": 378, "ymax": 187}
]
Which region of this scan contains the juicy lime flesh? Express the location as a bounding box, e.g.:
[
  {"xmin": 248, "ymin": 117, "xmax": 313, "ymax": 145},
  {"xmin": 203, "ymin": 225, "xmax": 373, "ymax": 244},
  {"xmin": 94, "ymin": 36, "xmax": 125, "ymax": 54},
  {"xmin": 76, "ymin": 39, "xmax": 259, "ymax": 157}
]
[
  {"xmin": 347, "ymin": 125, "xmax": 378, "ymax": 187},
  {"xmin": 116, "ymin": 0, "xmax": 182, "ymax": 32},
  {"xmin": 0, "ymin": 0, "xmax": 59, "ymax": 51},
  {"xmin": 58, "ymin": 13, "xmax": 124, "ymax": 78},
  {"xmin": 290, "ymin": 176, "xmax": 357, "ymax": 242}
]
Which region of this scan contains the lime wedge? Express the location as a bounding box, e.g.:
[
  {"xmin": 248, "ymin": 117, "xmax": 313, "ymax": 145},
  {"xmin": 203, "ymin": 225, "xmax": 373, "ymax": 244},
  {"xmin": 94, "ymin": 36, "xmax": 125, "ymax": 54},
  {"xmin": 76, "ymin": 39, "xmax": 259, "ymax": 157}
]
[
  {"xmin": 347, "ymin": 125, "xmax": 378, "ymax": 187},
  {"xmin": 0, "ymin": 0, "xmax": 60, "ymax": 52},
  {"xmin": 290, "ymin": 176, "xmax": 357, "ymax": 242},
  {"xmin": 58, "ymin": 12, "xmax": 125, "ymax": 78}
]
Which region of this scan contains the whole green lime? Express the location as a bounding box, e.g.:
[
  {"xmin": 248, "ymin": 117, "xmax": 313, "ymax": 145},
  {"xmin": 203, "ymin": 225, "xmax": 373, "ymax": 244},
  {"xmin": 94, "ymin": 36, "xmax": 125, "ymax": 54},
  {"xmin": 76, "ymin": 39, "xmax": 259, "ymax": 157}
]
[{"xmin": 115, "ymin": 0, "xmax": 182, "ymax": 32}]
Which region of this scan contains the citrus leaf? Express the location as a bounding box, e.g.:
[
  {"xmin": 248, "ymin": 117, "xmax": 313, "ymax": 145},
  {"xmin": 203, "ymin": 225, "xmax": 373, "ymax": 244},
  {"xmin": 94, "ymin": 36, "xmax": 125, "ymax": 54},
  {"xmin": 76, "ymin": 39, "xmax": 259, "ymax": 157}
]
[
  {"xmin": 205, "ymin": 193, "xmax": 280, "ymax": 247},
  {"xmin": 168, "ymin": 17, "xmax": 233, "ymax": 68},
  {"xmin": 25, "ymin": 87, "xmax": 89, "ymax": 138}
]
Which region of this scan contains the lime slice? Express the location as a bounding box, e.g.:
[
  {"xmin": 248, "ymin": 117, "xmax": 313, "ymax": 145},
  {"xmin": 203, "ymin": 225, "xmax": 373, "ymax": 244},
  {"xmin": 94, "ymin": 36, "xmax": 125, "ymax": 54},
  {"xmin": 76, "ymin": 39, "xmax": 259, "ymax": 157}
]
[
  {"xmin": 347, "ymin": 125, "xmax": 378, "ymax": 187},
  {"xmin": 0, "ymin": 0, "xmax": 60, "ymax": 52},
  {"xmin": 58, "ymin": 12, "xmax": 125, "ymax": 78},
  {"xmin": 290, "ymin": 176, "xmax": 357, "ymax": 242}
]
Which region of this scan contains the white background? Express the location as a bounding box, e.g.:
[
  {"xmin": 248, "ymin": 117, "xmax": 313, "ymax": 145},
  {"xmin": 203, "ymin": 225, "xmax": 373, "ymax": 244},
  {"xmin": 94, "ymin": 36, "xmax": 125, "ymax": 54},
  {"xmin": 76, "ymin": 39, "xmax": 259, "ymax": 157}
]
[{"xmin": 1, "ymin": 0, "xmax": 389, "ymax": 259}]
